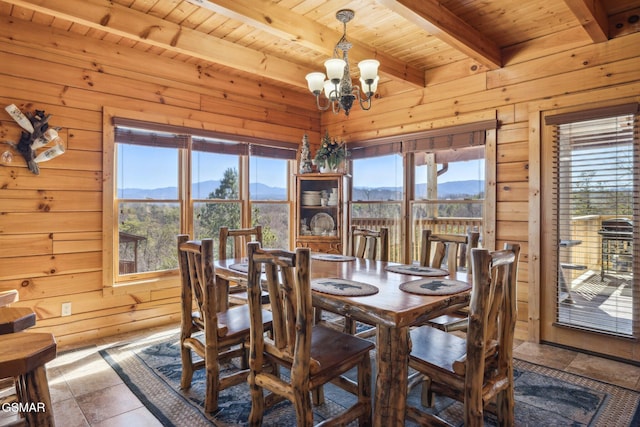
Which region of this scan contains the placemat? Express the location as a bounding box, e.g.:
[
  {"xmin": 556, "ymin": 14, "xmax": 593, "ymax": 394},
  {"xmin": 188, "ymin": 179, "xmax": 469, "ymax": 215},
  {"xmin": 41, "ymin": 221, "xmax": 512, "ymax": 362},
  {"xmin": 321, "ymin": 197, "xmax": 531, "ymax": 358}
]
[
  {"xmin": 229, "ymin": 263, "xmax": 266, "ymax": 273},
  {"xmin": 399, "ymin": 278, "xmax": 471, "ymax": 295},
  {"xmin": 229, "ymin": 263, "xmax": 249, "ymax": 273},
  {"xmin": 385, "ymin": 264, "xmax": 448, "ymax": 277},
  {"xmin": 311, "ymin": 278, "xmax": 379, "ymax": 296},
  {"xmin": 311, "ymin": 253, "xmax": 356, "ymax": 262}
]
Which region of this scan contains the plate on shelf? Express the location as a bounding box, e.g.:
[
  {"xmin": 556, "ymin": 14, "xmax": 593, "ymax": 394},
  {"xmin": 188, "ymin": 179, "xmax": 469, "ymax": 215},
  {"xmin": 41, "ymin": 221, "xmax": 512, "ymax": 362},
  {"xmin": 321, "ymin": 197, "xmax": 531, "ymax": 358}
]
[{"xmin": 310, "ymin": 212, "xmax": 335, "ymax": 232}]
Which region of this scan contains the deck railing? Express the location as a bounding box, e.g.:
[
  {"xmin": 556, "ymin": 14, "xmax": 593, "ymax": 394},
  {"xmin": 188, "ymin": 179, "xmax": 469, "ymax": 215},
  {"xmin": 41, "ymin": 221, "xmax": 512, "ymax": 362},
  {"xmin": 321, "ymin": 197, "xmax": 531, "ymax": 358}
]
[{"xmin": 351, "ymin": 217, "xmax": 483, "ymax": 262}]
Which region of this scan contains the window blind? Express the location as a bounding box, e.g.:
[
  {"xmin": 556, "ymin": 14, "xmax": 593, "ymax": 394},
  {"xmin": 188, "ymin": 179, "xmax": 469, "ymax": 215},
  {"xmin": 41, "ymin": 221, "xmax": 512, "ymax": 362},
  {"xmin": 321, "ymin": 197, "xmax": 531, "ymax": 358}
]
[
  {"xmin": 550, "ymin": 107, "xmax": 639, "ymax": 336},
  {"xmin": 348, "ymin": 119, "xmax": 497, "ymax": 159},
  {"xmin": 113, "ymin": 116, "xmax": 297, "ymax": 158}
]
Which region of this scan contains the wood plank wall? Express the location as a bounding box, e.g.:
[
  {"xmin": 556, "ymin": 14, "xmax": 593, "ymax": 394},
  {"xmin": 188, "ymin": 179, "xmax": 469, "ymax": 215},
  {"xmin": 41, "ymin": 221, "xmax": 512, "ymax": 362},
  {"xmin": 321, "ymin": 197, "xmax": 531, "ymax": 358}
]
[
  {"xmin": 0, "ymin": 14, "xmax": 320, "ymax": 346},
  {"xmin": 0, "ymin": 13, "xmax": 639, "ymax": 348},
  {"xmin": 323, "ymin": 26, "xmax": 640, "ymax": 343}
]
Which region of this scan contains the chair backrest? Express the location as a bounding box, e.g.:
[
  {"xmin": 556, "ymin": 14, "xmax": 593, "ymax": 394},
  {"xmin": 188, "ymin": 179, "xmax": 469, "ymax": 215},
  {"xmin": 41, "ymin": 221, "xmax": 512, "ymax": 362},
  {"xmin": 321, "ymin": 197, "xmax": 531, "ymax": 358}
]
[
  {"xmin": 219, "ymin": 225, "xmax": 263, "ymax": 260},
  {"xmin": 178, "ymin": 235, "xmax": 221, "ymax": 331},
  {"xmin": 349, "ymin": 226, "xmax": 389, "ymax": 261},
  {"xmin": 246, "ymin": 242, "xmax": 313, "ymax": 382},
  {"xmin": 453, "ymin": 243, "xmax": 520, "ymax": 412},
  {"xmin": 420, "ymin": 229, "xmax": 480, "ymax": 274}
]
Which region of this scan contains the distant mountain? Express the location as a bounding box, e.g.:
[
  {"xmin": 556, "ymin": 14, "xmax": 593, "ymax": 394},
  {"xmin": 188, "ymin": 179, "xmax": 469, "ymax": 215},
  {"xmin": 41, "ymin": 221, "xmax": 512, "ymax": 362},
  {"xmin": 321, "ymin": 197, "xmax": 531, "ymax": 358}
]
[
  {"xmin": 118, "ymin": 180, "xmax": 288, "ymax": 200},
  {"xmin": 423, "ymin": 180, "xmax": 485, "ymax": 198},
  {"xmin": 352, "ymin": 180, "xmax": 484, "ymax": 201},
  {"xmin": 118, "ymin": 179, "xmax": 484, "ymax": 200}
]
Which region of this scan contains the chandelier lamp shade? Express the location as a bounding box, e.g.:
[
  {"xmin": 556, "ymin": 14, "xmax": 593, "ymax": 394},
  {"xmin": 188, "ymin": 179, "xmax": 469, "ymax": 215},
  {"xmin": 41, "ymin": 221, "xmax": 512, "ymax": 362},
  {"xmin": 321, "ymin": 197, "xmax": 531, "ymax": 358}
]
[{"xmin": 305, "ymin": 9, "xmax": 380, "ymax": 116}]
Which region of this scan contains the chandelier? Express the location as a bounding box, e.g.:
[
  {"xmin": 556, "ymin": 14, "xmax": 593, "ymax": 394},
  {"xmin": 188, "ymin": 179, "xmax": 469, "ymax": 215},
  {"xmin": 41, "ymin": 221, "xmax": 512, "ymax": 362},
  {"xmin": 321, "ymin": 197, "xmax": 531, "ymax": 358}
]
[{"xmin": 305, "ymin": 9, "xmax": 380, "ymax": 116}]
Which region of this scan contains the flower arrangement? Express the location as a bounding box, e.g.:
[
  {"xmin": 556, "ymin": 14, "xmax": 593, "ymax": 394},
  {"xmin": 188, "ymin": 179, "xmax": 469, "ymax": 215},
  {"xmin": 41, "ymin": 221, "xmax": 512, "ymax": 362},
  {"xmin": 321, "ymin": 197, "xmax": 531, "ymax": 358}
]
[{"xmin": 314, "ymin": 130, "xmax": 348, "ymax": 172}]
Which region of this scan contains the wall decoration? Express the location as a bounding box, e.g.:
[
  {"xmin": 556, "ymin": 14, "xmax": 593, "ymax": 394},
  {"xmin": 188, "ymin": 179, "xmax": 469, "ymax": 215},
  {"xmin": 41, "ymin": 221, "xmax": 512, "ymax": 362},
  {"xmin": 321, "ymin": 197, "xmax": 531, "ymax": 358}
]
[
  {"xmin": 2, "ymin": 104, "xmax": 66, "ymax": 175},
  {"xmin": 299, "ymin": 133, "xmax": 313, "ymax": 174}
]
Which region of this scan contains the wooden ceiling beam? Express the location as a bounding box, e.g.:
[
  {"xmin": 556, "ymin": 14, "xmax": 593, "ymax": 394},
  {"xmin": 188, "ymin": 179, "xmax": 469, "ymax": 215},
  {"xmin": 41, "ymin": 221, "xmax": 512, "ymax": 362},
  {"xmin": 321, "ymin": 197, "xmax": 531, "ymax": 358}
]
[
  {"xmin": 185, "ymin": 0, "xmax": 425, "ymax": 88},
  {"xmin": 4, "ymin": 0, "xmax": 314, "ymax": 88},
  {"xmin": 563, "ymin": 0, "xmax": 609, "ymax": 42},
  {"xmin": 375, "ymin": 0, "xmax": 502, "ymax": 70}
]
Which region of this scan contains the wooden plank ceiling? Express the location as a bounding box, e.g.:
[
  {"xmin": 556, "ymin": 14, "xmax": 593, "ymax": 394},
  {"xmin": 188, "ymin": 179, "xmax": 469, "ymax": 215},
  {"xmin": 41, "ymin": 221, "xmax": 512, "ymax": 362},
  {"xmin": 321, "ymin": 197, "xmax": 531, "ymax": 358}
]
[{"xmin": 2, "ymin": 0, "xmax": 639, "ymax": 95}]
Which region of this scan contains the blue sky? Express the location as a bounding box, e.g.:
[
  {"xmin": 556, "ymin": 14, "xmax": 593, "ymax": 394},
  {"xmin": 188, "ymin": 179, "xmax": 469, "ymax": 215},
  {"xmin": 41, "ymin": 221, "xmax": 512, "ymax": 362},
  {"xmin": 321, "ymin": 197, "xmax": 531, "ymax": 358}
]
[{"xmin": 118, "ymin": 145, "xmax": 483, "ymax": 190}]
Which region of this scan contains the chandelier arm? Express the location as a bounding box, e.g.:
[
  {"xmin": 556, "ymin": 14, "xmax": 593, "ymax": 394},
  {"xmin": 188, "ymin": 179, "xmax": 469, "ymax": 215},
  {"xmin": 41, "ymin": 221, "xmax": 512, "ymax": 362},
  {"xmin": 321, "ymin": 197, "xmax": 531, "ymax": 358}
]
[
  {"xmin": 353, "ymin": 86, "xmax": 373, "ymax": 111},
  {"xmin": 315, "ymin": 94, "xmax": 331, "ymax": 111},
  {"xmin": 331, "ymin": 99, "xmax": 341, "ymax": 114}
]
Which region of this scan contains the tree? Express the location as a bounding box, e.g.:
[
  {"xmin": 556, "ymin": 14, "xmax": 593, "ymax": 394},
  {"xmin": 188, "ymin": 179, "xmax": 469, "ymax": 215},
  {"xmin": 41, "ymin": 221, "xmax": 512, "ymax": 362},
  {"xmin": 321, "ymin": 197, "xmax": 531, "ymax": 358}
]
[{"xmin": 198, "ymin": 168, "xmax": 241, "ymax": 247}]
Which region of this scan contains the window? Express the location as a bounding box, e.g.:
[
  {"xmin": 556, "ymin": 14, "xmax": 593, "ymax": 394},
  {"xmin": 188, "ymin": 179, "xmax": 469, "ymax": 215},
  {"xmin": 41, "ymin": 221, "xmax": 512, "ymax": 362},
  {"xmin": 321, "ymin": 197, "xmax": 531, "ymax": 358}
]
[
  {"xmin": 249, "ymin": 155, "xmax": 290, "ymax": 250},
  {"xmin": 115, "ymin": 130, "xmax": 185, "ymax": 277},
  {"xmin": 348, "ymin": 120, "xmax": 496, "ymax": 263},
  {"xmin": 350, "ymin": 154, "xmax": 403, "ymax": 261},
  {"xmin": 546, "ymin": 105, "xmax": 639, "ymax": 336},
  {"xmin": 192, "ymin": 147, "xmax": 242, "ymax": 255},
  {"xmin": 106, "ymin": 114, "xmax": 296, "ymax": 285},
  {"xmin": 411, "ymin": 146, "xmax": 485, "ymax": 263}
]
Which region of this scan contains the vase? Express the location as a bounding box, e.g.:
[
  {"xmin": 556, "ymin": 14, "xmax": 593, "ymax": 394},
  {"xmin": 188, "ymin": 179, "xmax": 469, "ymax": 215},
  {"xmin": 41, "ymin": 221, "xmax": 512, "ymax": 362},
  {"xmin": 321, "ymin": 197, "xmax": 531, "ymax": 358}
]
[
  {"xmin": 320, "ymin": 156, "xmax": 341, "ymax": 173},
  {"xmin": 320, "ymin": 160, "xmax": 338, "ymax": 173}
]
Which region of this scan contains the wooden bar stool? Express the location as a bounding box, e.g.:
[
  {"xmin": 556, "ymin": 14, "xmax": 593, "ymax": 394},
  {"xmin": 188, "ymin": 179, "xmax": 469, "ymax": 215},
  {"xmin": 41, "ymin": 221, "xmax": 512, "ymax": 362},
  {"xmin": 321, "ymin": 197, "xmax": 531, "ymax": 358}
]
[
  {"xmin": 0, "ymin": 290, "xmax": 19, "ymax": 307},
  {"xmin": 0, "ymin": 332, "xmax": 57, "ymax": 426},
  {"xmin": 0, "ymin": 307, "xmax": 36, "ymax": 335}
]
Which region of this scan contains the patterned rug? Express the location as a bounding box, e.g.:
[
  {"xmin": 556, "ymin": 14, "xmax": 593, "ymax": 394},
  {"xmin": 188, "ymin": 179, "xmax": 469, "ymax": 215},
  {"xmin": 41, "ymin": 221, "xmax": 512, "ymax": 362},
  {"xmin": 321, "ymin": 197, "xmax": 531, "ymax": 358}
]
[{"xmin": 100, "ymin": 330, "xmax": 640, "ymax": 426}]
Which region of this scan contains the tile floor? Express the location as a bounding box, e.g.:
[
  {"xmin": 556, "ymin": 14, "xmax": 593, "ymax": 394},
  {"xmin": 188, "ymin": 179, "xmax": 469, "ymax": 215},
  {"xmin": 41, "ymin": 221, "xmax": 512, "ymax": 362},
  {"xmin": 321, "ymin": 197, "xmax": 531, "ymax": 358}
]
[{"xmin": 3, "ymin": 323, "xmax": 640, "ymax": 427}]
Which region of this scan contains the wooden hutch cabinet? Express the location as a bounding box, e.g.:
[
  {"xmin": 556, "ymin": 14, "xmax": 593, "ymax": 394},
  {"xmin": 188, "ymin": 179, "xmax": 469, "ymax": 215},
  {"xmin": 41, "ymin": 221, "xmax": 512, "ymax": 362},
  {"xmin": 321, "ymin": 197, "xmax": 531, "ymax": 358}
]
[{"xmin": 295, "ymin": 173, "xmax": 348, "ymax": 254}]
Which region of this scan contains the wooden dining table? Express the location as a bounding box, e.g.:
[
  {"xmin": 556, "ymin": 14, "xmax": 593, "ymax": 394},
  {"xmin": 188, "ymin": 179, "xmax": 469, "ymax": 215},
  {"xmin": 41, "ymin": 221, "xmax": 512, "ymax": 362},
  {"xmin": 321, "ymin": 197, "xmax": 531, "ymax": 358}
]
[{"xmin": 214, "ymin": 255, "xmax": 471, "ymax": 427}]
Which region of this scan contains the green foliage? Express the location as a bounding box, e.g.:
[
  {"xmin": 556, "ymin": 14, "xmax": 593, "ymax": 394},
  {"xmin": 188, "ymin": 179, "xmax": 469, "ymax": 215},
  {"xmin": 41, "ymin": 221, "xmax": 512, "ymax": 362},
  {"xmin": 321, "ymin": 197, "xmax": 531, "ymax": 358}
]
[
  {"xmin": 199, "ymin": 168, "xmax": 241, "ymax": 237},
  {"xmin": 314, "ymin": 130, "xmax": 348, "ymax": 170},
  {"xmin": 119, "ymin": 202, "xmax": 180, "ymax": 273}
]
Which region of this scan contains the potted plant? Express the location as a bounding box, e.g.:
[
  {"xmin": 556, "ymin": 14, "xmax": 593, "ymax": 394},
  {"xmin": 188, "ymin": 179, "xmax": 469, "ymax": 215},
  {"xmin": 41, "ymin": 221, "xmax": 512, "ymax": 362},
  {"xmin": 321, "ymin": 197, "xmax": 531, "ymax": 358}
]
[{"xmin": 314, "ymin": 130, "xmax": 348, "ymax": 173}]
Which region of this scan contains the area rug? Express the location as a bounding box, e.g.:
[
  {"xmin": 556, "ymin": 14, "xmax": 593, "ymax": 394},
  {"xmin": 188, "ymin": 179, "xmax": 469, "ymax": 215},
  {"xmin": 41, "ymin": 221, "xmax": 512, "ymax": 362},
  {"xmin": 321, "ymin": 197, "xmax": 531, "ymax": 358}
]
[{"xmin": 100, "ymin": 330, "xmax": 640, "ymax": 427}]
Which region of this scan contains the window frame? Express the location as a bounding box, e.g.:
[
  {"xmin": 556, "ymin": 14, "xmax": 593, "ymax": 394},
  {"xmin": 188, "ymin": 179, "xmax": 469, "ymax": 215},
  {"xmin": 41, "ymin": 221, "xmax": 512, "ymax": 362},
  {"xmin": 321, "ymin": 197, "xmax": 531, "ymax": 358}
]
[
  {"xmin": 102, "ymin": 108, "xmax": 296, "ymax": 291},
  {"xmin": 542, "ymin": 103, "xmax": 640, "ymax": 337},
  {"xmin": 347, "ymin": 121, "xmax": 497, "ymax": 263}
]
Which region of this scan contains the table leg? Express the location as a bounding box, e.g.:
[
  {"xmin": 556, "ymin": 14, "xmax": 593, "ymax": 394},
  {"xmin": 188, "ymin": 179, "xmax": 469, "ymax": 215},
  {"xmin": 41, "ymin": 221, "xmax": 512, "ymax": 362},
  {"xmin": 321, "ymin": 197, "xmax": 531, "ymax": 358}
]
[{"xmin": 374, "ymin": 325, "xmax": 410, "ymax": 427}]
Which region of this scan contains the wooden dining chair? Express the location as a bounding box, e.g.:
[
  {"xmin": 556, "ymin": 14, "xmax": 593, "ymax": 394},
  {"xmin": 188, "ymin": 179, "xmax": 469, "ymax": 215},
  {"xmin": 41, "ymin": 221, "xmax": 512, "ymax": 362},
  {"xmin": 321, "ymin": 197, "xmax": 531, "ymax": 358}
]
[
  {"xmin": 421, "ymin": 229, "xmax": 480, "ymax": 332},
  {"xmin": 349, "ymin": 226, "xmax": 389, "ymax": 262},
  {"xmin": 177, "ymin": 234, "xmax": 272, "ymax": 413},
  {"xmin": 218, "ymin": 225, "xmax": 268, "ymax": 305},
  {"xmin": 406, "ymin": 243, "xmax": 520, "ymax": 426},
  {"xmin": 321, "ymin": 226, "xmax": 389, "ymax": 335},
  {"xmin": 245, "ymin": 242, "xmax": 374, "ymax": 427},
  {"xmin": 420, "ymin": 229, "xmax": 480, "ymax": 274}
]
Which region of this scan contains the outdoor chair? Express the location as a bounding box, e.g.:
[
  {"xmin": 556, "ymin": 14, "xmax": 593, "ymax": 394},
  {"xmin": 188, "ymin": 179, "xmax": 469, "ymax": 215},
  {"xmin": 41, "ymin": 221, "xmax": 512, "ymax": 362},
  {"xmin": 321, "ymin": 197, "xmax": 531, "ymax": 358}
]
[
  {"xmin": 177, "ymin": 234, "xmax": 273, "ymax": 413},
  {"xmin": 406, "ymin": 243, "xmax": 520, "ymax": 426},
  {"xmin": 245, "ymin": 242, "xmax": 374, "ymax": 427}
]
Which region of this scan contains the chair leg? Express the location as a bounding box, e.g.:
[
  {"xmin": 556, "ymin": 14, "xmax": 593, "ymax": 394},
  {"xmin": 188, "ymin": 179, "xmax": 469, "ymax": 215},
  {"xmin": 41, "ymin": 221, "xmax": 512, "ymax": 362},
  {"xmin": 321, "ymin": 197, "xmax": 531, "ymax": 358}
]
[
  {"xmin": 358, "ymin": 353, "xmax": 372, "ymax": 427},
  {"xmin": 496, "ymin": 386, "xmax": 515, "ymax": 426},
  {"xmin": 180, "ymin": 346, "xmax": 194, "ymax": 389},
  {"xmin": 420, "ymin": 376, "xmax": 434, "ymax": 407},
  {"xmin": 312, "ymin": 386, "xmax": 324, "ymax": 405},
  {"xmin": 294, "ymin": 391, "xmax": 314, "ymax": 427},
  {"xmin": 464, "ymin": 389, "xmax": 484, "ymax": 427},
  {"xmin": 204, "ymin": 353, "xmax": 220, "ymax": 413},
  {"xmin": 248, "ymin": 378, "xmax": 265, "ymax": 426}
]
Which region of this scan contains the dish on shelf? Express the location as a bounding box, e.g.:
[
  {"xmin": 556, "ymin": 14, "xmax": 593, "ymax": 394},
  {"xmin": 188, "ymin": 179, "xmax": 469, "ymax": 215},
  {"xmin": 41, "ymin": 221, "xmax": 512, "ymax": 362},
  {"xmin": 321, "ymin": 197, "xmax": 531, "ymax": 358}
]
[{"xmin": 310, "ymin": 212, "xmax": 335, "ymax": 233}]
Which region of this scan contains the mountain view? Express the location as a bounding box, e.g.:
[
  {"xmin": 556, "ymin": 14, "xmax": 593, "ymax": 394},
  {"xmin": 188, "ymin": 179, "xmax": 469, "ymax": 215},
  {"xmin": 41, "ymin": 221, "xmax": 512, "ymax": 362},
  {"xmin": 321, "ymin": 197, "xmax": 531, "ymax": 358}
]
[{"xmin": 118, "ymin": 179, "xmax": 485, "ymax": 200}]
